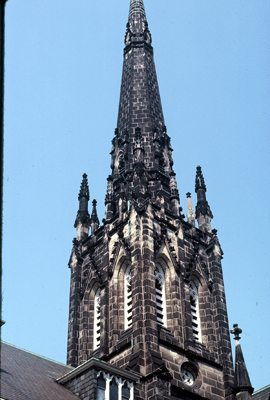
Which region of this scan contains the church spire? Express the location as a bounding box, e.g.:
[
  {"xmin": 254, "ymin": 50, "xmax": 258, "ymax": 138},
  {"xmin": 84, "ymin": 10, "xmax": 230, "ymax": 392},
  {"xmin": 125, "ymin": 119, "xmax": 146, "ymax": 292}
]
[
  {"xmin": 107, "ymin": 0, "xmax": 179, "ymax": 215},
  {"xmin": 119, "ymin": 0, "xmax": 162, "ymax": 138},
  {"xmin": 67, "ymin": 3, "xmax": 238, "ymax": 398}
]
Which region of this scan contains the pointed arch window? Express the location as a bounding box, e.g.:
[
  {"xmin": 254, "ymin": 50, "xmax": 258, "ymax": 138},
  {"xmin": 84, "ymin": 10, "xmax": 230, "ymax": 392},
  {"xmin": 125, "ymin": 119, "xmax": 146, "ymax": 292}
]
[
  {"xmin": 110, "ymin": 377, "xmax": 118, "ymax": 400},
  {"xmin": 189, "ymin": 281, "xmax": 201, "ymax": 342},
  {"xmin": 94, "ymin": 288, "xmax": 101, "ymax": 349},
  {"xmin": 124, "ymin": 265, "xmax": 132, "ymax": 330},
  {"xmin": 122, "ymin": 382, "xmax": 130, "ymax": 400},
  {"xmin": 96, "ymin": 372, "xmax": 133, "ymax": 400},
  {"xmin": 155, "ymin": 264, "xmax": 167, "ymax": 327},
  {"xmin": 96, "ymin": 374, "xmax": 106, "ymax": 400}
]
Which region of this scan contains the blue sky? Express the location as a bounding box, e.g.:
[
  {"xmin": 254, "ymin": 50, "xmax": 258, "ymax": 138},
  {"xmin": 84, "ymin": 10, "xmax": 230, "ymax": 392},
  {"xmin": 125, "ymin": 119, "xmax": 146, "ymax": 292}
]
[{"xmin": 2, "ymin": 0, "xmax": 270, "ymax": 392}]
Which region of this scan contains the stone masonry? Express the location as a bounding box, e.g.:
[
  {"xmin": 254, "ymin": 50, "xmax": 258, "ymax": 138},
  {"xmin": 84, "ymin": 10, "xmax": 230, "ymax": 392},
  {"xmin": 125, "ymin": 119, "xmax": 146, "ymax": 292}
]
[{"xmin": 67, "ymin": 1, "xmax": 238, "ymax": 399}]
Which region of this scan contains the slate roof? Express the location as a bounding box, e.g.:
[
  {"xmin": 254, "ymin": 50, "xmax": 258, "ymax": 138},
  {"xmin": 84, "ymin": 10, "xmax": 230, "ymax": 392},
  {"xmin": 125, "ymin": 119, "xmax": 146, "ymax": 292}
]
[
  {"xmin": 252, "ymin": 384, "xmax": 270, "ymax": 400},
  {"xmin": 0, "ymin": 341, "xmax": 79, "ymax": 400}
]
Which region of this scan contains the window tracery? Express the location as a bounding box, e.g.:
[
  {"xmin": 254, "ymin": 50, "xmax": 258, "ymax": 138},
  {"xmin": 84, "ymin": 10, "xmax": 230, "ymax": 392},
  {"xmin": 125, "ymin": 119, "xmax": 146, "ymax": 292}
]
[{"xmin": 96, "ymin": 371, "xmax": 134, "ymax": 400}]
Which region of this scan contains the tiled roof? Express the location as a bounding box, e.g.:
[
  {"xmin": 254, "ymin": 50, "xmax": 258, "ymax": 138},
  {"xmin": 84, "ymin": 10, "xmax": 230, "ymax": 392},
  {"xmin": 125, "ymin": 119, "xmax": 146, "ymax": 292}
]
[
  {"xmin": 0, "ymin": 341, "xmax": 79, "ymax": 400},
  {"xmin": 252, "ymin": 384, "xmax": 270, "ymax": 400}
]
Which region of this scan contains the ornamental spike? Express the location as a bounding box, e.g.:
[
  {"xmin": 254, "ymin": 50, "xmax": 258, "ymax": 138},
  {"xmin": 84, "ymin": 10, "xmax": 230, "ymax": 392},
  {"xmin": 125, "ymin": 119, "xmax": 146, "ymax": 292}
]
[
  {"xmin": 230, "ymin": 324, "xmax": 253, "ymax": 398},
  {"xmin": 186, "ymin": 192, "xmax": 195, "ymax": 227},
  {"xmin": 74, "ymin": 174, "xmax": 90, "ymax": 240},
  {"xmin": 91, "ymin": 199, "xmax": 100, "ymax": 234},
  {"xmin": 78, "ymin": 173, "xmax": 90, "ymax": 201},
  {"xmin": 195, "ymin": 166, "xmax": 213, "ymax": 233}
]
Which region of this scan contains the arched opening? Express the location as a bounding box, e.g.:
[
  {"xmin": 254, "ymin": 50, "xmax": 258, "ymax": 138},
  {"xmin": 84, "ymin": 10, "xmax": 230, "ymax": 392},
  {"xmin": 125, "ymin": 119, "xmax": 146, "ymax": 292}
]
[
  {"xmin": 189, "ymin": 281, "xmax": 201, "ymax": 342},
  {"xmin": 155, "ymin": 264, "xmax": 167, "ymax": 327},
  {"xmin": 110, "ymin": 377, "xmax": 118, "ymax": 400},
  {"xmin": 94, "ymin": 288, "xmax": 101, "ymax": 349},
  {"xmin": 122, "ymin": 382, "xmax": 130, "ymax": 400},
  {"xmin": 96, "ymin": 373, "xmax": 106, "ymax": 400},
  {"xmin": 124, "ymin": 265, "xmax": 132, "ymax": 330}
]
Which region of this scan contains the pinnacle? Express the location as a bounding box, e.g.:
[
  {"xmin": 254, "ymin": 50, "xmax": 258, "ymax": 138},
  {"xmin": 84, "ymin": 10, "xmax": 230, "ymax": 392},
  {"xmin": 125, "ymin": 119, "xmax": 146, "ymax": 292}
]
[
  {"xmin": 195, "ymin": 166, "xmax": 213, "ymax": 225},
  {"xmin": 78, "ymin": 173, "xmax": 90, "ymax": 200},
  {"xmin": 91, "ymin": 199, "xmax": 100, "ymax": 227},
  {"xmin": 186, "ymin": 193, "xmax": 195, "ymax": 226},
  {"xmin": 195, "ymin": 165, "xmax": 206, "ymax": 193},
  {"xmin": 230, "ymin": 325, "xmax": 254, "ymax": 395}
]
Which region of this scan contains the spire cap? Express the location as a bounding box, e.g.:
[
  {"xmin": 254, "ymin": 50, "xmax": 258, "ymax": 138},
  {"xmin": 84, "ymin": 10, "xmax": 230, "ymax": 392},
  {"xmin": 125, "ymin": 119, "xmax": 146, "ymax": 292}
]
[
  {"xmin": 129, "ymin": 0, "xmax": 146, "ymax": 19},
  {"xmin": 195, "ymin": 165, "xmax": 206, "ymax": 193},
  {"xmin": 78, "ymin": 173, "xmax": 90, "ymax": 201}
]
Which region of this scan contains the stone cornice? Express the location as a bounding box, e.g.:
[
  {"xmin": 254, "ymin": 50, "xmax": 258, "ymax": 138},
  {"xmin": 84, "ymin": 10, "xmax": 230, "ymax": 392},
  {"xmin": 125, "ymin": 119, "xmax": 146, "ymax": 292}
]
[{"xmin": 57, "ymin": 357, "xmax": 141, "ymax": 385}]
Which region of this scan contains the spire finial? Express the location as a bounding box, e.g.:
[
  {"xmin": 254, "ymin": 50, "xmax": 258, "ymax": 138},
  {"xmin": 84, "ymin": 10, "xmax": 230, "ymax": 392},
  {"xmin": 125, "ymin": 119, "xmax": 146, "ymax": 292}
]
[
  {"xmin": 230, "ymin": 323, "xmax": 242, "ymax": 341},
  {"xmin": 129, "ymin": 0, "xmax": 146, "ymax": 19}
]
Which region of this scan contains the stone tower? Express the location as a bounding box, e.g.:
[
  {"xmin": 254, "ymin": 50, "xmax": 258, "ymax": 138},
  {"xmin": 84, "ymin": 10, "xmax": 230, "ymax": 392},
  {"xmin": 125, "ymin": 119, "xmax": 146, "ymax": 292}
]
[{"xmin": 67, "ymin": 1, "xmax": 239, "ymax": 399}]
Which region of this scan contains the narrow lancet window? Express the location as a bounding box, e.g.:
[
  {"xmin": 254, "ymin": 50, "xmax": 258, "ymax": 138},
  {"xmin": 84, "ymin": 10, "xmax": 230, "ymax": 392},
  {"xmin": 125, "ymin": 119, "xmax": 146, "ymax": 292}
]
[
  {"xmin": 96, "ymin": 374, "xmax": 106, "ymax": 400},
  {"xmin": 124, "ymin": 265, "xmax": 132, "ymax": 330},
  {"xmin": 155, "ymin": 264, "xmax": 167, "ymax": 326},
  {"xmin": 122, "ymin": 382, "xmax": 130, "ymax": 400},
  {"xmin": 94, "ymin": 288, "xmax": 101, "ymax": 349},
  {"xmin": 189, "ymin": 281, "xmax": 201, "ymax": 342},
  {"xmin": 110, "ymin": 378, "xmax": 118, "ymax": 400}
]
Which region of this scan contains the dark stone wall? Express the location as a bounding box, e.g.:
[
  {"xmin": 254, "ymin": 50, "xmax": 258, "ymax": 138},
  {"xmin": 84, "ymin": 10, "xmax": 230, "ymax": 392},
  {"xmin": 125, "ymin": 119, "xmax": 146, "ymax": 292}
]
[
  {"xmin": 67, "ymin": 205, "xmax": 235, "ymax": 400},
  {"xmin": 63, "ymin": 368, "xmax": 97, "ymax": 400}
]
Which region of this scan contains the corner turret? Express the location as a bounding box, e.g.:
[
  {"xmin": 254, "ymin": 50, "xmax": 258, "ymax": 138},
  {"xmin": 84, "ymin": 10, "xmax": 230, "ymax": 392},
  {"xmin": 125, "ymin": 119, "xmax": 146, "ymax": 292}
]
[
  {"xmin": 74, "ymin": 173, "xmax": 90, "ymax": 241},
  {"xmin": 195, "ymin": 165, "xmax": 213, "ymax": 233}
]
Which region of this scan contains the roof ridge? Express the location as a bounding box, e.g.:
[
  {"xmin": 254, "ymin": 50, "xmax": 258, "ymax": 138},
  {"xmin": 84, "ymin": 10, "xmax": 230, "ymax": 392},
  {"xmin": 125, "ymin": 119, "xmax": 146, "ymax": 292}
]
[
  {"xmin": 253, "ymin": 383, "xmax": 270, "ymax": 395},
  {"xmin": 1, "ymin": 340, "xmax": 72, "ymax": 368}
]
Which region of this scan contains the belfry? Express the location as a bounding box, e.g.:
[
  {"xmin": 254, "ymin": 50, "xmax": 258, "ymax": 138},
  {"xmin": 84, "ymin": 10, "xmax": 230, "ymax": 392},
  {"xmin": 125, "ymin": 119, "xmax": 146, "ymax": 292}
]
[{"xmin": 66, "ymin": 1, "xmax": 253, "ymax": 399}]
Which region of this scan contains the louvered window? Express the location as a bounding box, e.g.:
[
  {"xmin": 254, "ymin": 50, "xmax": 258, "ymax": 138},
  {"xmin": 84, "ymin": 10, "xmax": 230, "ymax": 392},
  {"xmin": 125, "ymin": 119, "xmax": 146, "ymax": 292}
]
[
  {"xmin": 189, "ymin": 282, "xmax": 201, "ymax": 342},
  {"xmin": 94, "ymin": 288, "xmax": 101, "ymax": 349},
  {"xmin": 125, "ymin": 265, "xmax": 132, "ymax": 330},
  {"xmin": 155, "ymin": 264, "xmax": 167, "ymax": 327}
]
